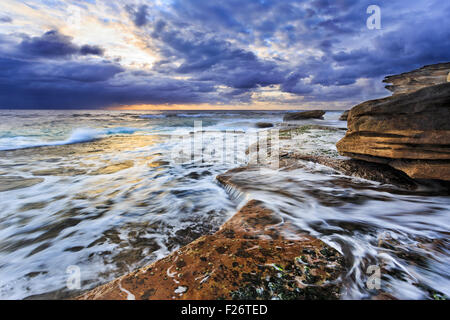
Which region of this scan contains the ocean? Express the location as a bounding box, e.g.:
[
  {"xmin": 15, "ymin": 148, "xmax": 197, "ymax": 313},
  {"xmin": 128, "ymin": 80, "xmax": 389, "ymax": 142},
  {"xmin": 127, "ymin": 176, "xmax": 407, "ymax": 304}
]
[{"xmin": 0, "ymin": 110, "xmax": 448, "ymax": 299}]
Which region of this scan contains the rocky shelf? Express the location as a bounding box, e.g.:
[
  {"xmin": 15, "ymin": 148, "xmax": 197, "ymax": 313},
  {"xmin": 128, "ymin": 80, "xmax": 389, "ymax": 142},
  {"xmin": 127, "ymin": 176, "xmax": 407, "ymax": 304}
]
[
  {"xmin": 78, "ymin": 62, "xmax": 450, "ymax": 301},
  {"xmin": 338, "ymin": 63, "xmax": 450, "ymax": 181},
  {"xmin": 77, "ymin": 200, "xmax": 344, "ymax": 300}
]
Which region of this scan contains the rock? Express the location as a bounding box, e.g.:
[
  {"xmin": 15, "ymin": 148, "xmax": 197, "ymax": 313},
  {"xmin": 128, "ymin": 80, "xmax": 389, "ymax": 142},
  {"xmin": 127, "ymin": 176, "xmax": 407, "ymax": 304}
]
[
  {"xmin": 89, "ymin": 160, "xmax": 134, "ymax": 175},
  {"xmin": 283, "ymin": 110, "xmax": 325, "ymax": 121},
  {"xmin": 77, "ymin": 200, "xmax": 344, "ymax": 300},
  {"xmin": 383, "ymin": 62, "xmax": 450, "ymax": 95},
  {"xmin": 218, "ymin": 154, "xmax": 430, "ymax": 192},
  {"xmin": 285, "ymin": 155, "xmax": 418, "ymax": 190},
  {"xmin": 0, "ymin": 176, "xmax": 44, "ymax": 192},
  {"xmin": 216, "ymin": 167, "xmax": 250, "ymax": 188},
  {"xmin": 339, "ymin": 110, "xmax": 349, "ymax": 121},
  {"xmin": 255, "ymin": 122, "xmax": 274, "ymax": 128},
  {"xmin": 32, "ymin": 167, "xmax": 87, "ymax": 176},
  {"xmin": 337, "ymin": 81, "xmax": 450, "ymax": 181},
  {"xmin": 279, "ymin": 124, "xmax": 346, "ymax": 133}
]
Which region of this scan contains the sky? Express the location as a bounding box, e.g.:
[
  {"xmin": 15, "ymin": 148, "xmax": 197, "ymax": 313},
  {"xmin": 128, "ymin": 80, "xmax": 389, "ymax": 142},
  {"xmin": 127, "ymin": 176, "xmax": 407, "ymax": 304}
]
[{"xmin": 0, "ymin": 0, "xmax": 449, "ymax": 110}]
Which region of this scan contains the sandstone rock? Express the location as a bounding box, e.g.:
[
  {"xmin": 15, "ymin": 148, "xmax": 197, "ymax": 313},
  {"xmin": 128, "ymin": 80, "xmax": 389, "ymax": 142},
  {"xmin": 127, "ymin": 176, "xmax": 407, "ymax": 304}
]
[
  {"xmin": 337, "ymin": 82, "xmax": 450, "ymax": 181},
  {"xmin": 32, "ymin": 167, "xmax": 87, "ymax": 176},
  {"xmin": 283, "ymin": 110, "xmax": 325, "ymax": 121},
  {"xmin": 89, "ymin": 160, "xmax": 134, "ymax": 175},
  {"xmin": 77, "ymin": 200, "xmax": 344, "ymax": 300},
  {"xmin": 339, "ymin": 110, "xmax": 349, "ymax": 121},
  {"xmin": 255, "ymin": 122, "xmax": 274, "ymax": 128},
  {"xmin": 285, "ymin": 155, "xmax": 418, "ymax": 190},
  {"xmin": 383, "ymin": 62, "xmax": 450, "ymax": 95}
]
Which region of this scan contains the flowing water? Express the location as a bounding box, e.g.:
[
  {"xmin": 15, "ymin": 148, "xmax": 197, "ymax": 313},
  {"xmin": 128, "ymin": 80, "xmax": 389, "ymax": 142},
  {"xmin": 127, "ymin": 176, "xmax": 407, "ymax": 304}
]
[{"xmin": 0, "ymin": 110, "xmax": 448, "ymax": 299}]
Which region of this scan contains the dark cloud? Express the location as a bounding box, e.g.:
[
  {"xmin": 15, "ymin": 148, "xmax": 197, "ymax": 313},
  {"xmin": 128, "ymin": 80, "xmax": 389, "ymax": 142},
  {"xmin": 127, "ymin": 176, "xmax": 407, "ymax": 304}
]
[
  {"xmin": 0, "ymin": 16, "xmax": 13, "ymax": 23},
  {"xmin": 79, "ymin": 45, "xmax": 105, "ymax": 56},
  {"xmin": 144, "ymin": 0, "xmax": 384, "ymax": 101},
  {"xmin": 48, "ymin": 62, "xmax": 124, "ymax": 82},
  {"xmin": 1, "ymin": 0, "xmax": 450, "ymax": 109},
  {"xmin": 0, "ymin": 28, "xmax": 216, "ymax": 109},
  {"xmin": 126, "ymin": 4, "xmax": 149, "ymax": 27},
  {"xmin": 0, "ymin": 57, "xmax": 219, "ymax": 109},
  {"xmin": 272, "ymin": 0, "xmax": 450, "ymax": 97},
  {"xmin": 18, "ymin": 30, "xmax": 105, "ymax": 58},
  {"xmin": 281, "ymin": 72, "xmax": 313, "ymax": 95},
  {"xmin": 19, "ymin": 30, "xmax": 79, "ymax": 58},
  {"xmin": 148, "ymin": 15, "xmax": 285, "ymax": 91}
]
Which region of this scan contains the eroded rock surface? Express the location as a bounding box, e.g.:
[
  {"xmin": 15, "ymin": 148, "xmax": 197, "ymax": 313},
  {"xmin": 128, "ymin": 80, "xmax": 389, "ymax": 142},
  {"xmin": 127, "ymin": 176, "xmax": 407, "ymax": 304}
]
[
  {"xmin": 284, "ymin": 155, "xmax": 418, "ymax": 190},
  {"xmin": 339, "ymin": 110, "xmax": 349, "ymax": 121},
  {"xmin": 383, "ymin": 62, "xmax": 450, "ymax": 95},
  {"xmin": 337, "ymin": 81, "xmax": 450, "ymax": 181},
  {"xmin": 78, "ymin": 200, "xmax": 344, "ymax": 300}
]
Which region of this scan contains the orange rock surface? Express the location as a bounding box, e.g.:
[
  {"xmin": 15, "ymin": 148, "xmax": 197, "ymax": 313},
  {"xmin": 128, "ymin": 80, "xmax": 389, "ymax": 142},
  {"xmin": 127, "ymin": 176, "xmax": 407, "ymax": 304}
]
[{"xmin": 78, "ymin": 200, "xmax": 343, "ymax": 300}]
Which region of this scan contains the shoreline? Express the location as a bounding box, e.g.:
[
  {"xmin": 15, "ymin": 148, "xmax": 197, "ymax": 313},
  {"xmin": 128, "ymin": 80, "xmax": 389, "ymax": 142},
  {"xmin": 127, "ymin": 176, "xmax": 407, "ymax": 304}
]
[
  {"xmin": 76, "ymin": 125, "xmax": 349, "ymax": 300},
  {"xmin": 77, "ymin": 123, "xmax": 438, "ymax": 300},
  {"xmin": 77, "ymin": 199, "xmax": 345, "ymax": 300},
  {"xmin": 2, "ymin": 109, "xmax": 446, "ymax": 299}
]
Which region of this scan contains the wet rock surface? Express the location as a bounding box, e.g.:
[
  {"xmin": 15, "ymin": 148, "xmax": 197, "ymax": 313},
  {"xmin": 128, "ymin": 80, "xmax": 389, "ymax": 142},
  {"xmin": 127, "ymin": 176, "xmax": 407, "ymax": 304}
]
[
  {"xmin": 283, "ymin": 110, "xmax": 325, "ymax": 121},
  {"xmin": 284, "ymin": 155, "xmax": 419, "ymax": 190},
  {"xmin": 254, "ymin": 125, "xmax": 418, "ymax": 189},
  {"xmin": 0, "ymin": 176, "xmax": 44, "ymax": 192},
  {"xmin": 3, "ymin": 111, "xmax": 448, "ymax": 300},
  {"xmin": 77, "ymin": 200, "xmax": 344, "ymax": 300},
  {"xmin": 255, "ymin": 122, "xmax": 274, "ymax": 128}
]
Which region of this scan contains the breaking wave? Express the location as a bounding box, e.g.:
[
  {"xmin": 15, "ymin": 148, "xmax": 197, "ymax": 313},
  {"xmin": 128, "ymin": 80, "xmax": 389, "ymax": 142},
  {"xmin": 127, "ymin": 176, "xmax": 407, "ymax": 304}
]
[{"xmin": 0, "ymin": 127, "xmax": 139, "ymax": 151}]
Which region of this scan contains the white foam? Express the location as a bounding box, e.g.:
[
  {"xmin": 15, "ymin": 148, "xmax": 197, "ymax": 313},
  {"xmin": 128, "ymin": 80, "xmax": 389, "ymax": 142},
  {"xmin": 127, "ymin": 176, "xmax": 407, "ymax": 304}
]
[{"xmin": 0, "ymin": 127, "xmax": 138, "ymax": 151}]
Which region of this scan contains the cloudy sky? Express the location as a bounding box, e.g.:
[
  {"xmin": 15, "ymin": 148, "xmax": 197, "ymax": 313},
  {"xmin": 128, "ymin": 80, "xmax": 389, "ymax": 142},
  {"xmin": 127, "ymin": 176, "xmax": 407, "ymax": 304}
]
[{"xmin": 0, "ymin": 0, "xmax": 449, "ymax": 110}]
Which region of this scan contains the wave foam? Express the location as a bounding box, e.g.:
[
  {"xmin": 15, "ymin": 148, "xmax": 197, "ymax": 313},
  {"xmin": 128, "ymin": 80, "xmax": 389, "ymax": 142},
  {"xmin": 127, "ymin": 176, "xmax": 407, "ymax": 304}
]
[{"xmin": 0, "ymin": 127, "xmax": 139, "ymax": 151}]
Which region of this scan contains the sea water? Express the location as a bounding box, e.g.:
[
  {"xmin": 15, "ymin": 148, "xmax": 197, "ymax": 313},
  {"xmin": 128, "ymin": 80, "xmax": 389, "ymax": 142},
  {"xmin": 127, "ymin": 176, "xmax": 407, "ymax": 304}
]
[{"xmin": 0, "ymin": 110, "xmax": 448, "ymax": 299}]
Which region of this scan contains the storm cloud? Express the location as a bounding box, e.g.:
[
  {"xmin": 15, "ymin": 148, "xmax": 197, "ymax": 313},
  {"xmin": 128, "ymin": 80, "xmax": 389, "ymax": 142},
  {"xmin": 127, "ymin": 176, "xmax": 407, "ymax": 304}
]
[
  {"xmin": 0, "ymin": 0, "xmax": 449, "ymax": 109},
  {"xmin": 0, "ymin": 16, "xmax": 13, "ymax": 23},
  {"xmin": 18, "ymin": 30, "xmax": 105, "ymax": 58}
]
